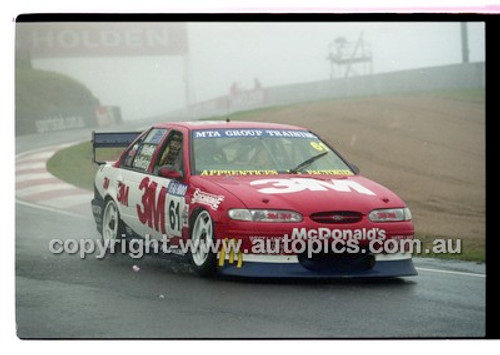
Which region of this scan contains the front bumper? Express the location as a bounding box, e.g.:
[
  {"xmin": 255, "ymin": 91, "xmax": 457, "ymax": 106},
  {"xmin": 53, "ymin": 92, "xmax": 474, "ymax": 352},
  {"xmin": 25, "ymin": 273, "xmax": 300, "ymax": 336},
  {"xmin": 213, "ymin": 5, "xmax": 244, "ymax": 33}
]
[{"xmin": 217, "ymin": 253, "xmax": 417, "ymax": 278}]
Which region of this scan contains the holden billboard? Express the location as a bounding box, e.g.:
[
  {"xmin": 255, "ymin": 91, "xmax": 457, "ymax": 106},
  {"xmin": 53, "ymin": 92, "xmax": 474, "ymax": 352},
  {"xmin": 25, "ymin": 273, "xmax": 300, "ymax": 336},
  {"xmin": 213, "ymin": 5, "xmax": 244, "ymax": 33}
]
[{"xmin": 16, "ymin": 22, "xmax": 188, "ymax": 58}]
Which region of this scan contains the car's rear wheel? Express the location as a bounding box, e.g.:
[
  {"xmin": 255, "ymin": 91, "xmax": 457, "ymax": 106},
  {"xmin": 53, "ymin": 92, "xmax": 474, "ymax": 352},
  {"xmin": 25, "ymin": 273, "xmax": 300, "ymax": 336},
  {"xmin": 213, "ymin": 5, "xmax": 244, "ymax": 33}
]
[
  {"xmin": 190, "ymin": 209, "xmax": 217, "ymax": 277},
  {"xmin": 102, "ymin": 198, "xmax": 126, "ymax": 244}
]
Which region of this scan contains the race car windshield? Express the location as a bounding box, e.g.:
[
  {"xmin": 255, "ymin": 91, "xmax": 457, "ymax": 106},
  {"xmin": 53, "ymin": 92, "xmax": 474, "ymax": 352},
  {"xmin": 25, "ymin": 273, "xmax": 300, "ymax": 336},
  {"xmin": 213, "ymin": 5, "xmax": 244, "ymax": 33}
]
[{"xmin": 191, "ymin": 128, "xmax": 353, "ymax": 176}]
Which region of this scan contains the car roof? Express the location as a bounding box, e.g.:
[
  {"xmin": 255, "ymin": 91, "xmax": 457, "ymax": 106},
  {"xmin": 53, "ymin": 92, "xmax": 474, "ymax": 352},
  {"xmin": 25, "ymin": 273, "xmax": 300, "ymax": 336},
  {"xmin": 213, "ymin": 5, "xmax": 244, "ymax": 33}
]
[{"xmin": 153, "ymin": 120, "xmax": 307, "ymax": 131}]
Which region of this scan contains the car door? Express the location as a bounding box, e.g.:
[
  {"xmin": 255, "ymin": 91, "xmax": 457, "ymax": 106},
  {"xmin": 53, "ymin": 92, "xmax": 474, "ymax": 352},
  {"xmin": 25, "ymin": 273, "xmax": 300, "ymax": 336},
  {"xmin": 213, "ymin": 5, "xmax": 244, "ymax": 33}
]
[
  {"xmin": 118, "ymin": 127, "xmax": 168, "ymax": 238},
  {"xmin": 147, "ymin": 129, "xmax": 188, "ymax": 242},
  {"xmin": 121, "ymin": 129, "xmax": 187, "ymax": 241}
]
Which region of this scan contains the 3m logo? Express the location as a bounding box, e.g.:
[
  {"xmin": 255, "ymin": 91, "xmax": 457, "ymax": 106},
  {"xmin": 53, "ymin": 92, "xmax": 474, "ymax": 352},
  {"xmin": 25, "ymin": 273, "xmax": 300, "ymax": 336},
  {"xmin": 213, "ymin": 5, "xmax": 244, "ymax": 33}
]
[
  {"xmin": 117, "ymin": 181, "xmax": 129, "ymax": 207},
  {"xmin": 136, "ymin": 177, "xmax": 167, "ymax": 234},
  {"xmin": 250, "ymin": 178, "xmax": 376, "ymax": 196}
]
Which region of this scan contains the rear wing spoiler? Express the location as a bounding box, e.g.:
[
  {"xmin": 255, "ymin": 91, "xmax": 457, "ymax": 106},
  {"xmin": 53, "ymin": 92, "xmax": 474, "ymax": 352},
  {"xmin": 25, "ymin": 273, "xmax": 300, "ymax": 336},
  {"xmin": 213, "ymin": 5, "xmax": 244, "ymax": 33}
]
[{"xmin": 92, "ymin": 131, "xmax": 142, "ymax": 165}]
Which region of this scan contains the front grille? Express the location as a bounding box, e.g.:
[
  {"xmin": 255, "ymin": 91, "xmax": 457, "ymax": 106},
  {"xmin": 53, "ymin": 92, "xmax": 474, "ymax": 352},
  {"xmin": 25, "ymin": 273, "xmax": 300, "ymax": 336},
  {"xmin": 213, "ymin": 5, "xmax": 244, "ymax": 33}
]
[
  {"xmin": 298, "ymin": 251, "xmax": 375, "ymax": 272},
  {"xmin": 310, "ymin": 211, "xmax": 362, "ymax": 224}
]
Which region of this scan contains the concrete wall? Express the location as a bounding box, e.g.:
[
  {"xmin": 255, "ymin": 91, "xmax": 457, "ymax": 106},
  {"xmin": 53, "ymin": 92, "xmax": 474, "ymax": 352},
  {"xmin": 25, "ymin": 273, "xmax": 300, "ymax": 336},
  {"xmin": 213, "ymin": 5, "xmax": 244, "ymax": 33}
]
[
  {"xmin": 265, "ymin": 62, "xmax": 485, "ymax": 107},
  {"xmin": 176, "ymin": 62, "xmax": 485, "ymax": 120}
]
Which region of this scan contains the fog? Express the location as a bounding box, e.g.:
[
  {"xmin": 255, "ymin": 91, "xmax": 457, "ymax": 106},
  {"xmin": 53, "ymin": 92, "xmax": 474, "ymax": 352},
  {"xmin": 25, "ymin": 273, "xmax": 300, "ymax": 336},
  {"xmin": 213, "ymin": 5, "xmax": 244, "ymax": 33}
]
[{"xmin": 25, "ymin": 21, "xmax": 484, "ymax": 121}]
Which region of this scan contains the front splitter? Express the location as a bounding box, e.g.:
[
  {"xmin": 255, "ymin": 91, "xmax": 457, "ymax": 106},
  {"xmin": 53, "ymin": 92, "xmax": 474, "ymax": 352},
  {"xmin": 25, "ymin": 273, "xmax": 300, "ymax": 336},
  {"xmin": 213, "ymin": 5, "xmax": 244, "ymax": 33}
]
[{"xmin": 217, "ymin": 258, "xmax": 418, "ymax": 278}]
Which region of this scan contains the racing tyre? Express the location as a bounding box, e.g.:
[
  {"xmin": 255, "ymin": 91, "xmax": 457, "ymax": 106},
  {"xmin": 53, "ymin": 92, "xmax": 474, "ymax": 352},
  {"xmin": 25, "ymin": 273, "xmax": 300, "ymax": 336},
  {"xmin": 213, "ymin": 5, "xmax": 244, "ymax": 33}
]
[
  {"xmin": 190, "ymin": 209, "xmax": 217, "ymax": 277},
  {"xmin": 101, "ymin": 198, "xmax": 127, "ymax": 250}
]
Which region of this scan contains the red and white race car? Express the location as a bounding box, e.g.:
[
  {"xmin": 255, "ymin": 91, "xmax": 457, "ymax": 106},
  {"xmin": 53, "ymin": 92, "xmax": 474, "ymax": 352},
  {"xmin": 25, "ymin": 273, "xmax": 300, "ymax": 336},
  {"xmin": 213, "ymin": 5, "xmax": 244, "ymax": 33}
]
[{"xmin": 91, "ymin": 121, "xmax": 417, "ymax": 278}]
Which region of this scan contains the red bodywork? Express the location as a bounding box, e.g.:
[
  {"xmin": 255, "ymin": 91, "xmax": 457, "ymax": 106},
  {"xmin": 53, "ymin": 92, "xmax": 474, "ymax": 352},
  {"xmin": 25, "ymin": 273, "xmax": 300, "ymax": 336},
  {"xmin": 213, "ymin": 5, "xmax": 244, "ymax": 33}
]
[{"xmin": 94, "ymin": 121, "xmax": 416, "ymax": 277}]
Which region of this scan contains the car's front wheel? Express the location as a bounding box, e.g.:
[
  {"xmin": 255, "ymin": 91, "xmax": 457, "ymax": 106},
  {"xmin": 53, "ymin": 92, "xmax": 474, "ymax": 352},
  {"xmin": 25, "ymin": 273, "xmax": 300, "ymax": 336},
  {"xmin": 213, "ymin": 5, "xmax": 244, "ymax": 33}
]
[{"xmin": 190, "ymin": 209, "xmax": 217, "ymax": 277}]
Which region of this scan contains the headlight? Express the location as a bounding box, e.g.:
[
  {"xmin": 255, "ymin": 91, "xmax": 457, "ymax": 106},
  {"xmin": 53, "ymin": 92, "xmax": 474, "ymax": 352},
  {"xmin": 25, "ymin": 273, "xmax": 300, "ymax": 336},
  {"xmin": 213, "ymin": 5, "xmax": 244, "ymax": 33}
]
[
  {"xmin": 228, "ymin": 209, "xmax": 303, "ymax": 222},
  {"xmin": 368, "ymin": 207, "xmax": 412, "ymax": 222}
]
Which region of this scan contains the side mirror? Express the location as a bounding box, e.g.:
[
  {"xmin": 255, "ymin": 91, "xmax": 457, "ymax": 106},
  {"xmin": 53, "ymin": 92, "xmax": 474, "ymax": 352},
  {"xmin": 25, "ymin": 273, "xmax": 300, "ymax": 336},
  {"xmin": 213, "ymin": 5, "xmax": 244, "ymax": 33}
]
[
  {"xmin": 350, "ymin": 163, "xmax": 360, "ymax": 175},
  {"xmin": 159, "ymin": 167, "xmax": 183, "ymax": 180}
]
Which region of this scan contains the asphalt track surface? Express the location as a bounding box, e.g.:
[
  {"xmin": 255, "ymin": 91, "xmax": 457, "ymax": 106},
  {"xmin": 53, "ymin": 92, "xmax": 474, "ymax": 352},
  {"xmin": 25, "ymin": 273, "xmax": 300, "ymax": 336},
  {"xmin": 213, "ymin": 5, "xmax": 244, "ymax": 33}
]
[{"xmin": 15, "ymin": 125, "xmax": 486, "ymax": 339}]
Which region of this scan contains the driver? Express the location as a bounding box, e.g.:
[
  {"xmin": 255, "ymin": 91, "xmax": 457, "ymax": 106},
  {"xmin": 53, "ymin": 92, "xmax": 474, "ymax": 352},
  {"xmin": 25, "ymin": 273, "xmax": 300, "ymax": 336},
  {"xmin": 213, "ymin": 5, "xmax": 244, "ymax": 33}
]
[{"xmin": 156, "ymin": 133, "xmax": 183, "ymax": 175}]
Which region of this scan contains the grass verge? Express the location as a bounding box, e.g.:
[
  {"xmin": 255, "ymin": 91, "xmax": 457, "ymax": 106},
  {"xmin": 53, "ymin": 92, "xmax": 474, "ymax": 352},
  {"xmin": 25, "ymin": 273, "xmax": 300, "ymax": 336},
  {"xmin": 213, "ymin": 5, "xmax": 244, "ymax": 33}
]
[{"xmin": 46, "ymin": 141, "xmax": 122, "ymax": 191}]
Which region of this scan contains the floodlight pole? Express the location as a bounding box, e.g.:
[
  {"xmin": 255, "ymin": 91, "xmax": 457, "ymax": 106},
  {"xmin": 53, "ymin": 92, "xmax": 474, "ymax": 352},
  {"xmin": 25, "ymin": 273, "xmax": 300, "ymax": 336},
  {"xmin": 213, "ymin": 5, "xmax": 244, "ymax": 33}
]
[{"xmin": 461, "ymin": 22, "xmax": 470, "ymax": 64}]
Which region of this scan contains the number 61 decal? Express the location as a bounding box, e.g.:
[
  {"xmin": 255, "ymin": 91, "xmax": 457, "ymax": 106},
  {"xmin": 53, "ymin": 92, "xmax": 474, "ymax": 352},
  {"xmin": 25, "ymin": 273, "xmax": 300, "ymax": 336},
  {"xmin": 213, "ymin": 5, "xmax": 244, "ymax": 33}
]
[
  {"xmin": 168, "ymin": 199, "xmax": 181, "ymax": 235},
  {"xmin": 166, "ymin": 181, "xmax": 188, "ymax": 237}
]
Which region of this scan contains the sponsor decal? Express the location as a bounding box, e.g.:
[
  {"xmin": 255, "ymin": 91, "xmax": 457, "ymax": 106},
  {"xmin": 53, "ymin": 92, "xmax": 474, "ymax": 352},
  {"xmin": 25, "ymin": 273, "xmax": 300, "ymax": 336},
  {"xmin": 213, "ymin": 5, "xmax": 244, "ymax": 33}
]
[
  {"xmin": 148, "ymin": 129, "xmax": 165, "ymax": 144},
  {"xmin": 167, "ymin": 180, "xmax": 188, "ymax": 196},
  {"xmin": 17, "ymin": 23, "xmax": 188, "ymax": 58},
  {"xmin": 310, "ymin": 141, "xmax": 329, "ymax": 151},
  {"xmin": 200, "ymin": 169, "xmax": 279, "ymax": 176},
  {"xmin": 117, "ymin": 181, "xmax": 130, "ymax": 207},
  {"xmin": 218, "ymin": 238, "xmax": 243, "ymax": 268},
  {"xmin": 250, "ymin": 178, "xmax": 375, "ymax": 196},
  {"xmin": 193, "ymin": 129, "xmax": 318, "ymax": 139},
  {"xmin": 303, "ymin": 169, "xmax": 353, "ymax": 176},
  {"xmin": 191, "ymin": 188, "xmax": 225, "ymax": 211},
  {"xmin": 290, "ymin": 227, "xmax": 387, "ymax": 241},
  {"xmin": 140, "ymin": 144, "xmax": 156, "ymax": 156},
  {"xmin": 137, "ymin": 177, "xmax": 167, "ymax": 234},
  {"xmin": 132, "ymin": 143, "xmax": 156, "ymax": 170},
  {"xmin": 35, "ymin": 115, "xmax": 85, "ymax": 134},
  {"xmin": 133, "ymin": 156, "xmax": 151, "ymax": 170}
]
